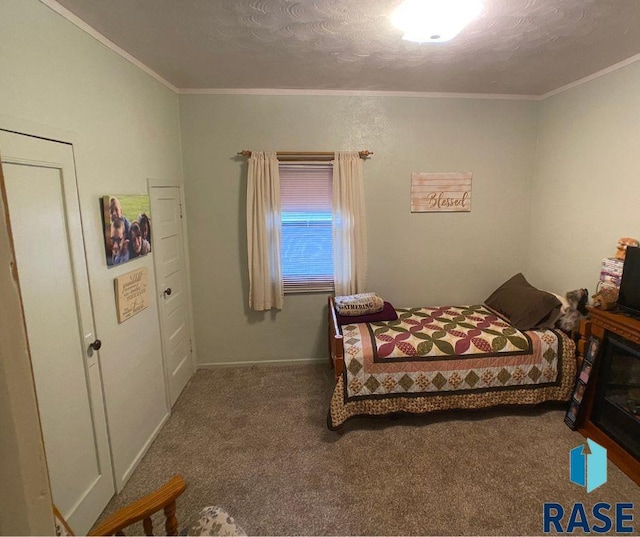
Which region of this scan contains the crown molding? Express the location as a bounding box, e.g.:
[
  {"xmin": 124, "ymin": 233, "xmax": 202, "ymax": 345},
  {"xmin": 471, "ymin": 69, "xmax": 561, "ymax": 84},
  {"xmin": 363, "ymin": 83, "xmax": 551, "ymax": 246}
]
[
  {"xmin": 39, "ymin": 0, "xmax": 178, "ymax": 93},
  {"xmin": 178, "ymin": 87, "xmax": 538, "ymax": 100},
  {"xmin": 540, "ymin": 52, "xmax": 640, "ymax": 100}
]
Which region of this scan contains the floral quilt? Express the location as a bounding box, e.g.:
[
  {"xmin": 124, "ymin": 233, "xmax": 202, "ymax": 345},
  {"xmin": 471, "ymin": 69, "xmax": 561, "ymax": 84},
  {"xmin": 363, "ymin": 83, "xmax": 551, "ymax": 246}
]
[
  {"xmin": 340, "ymin": 305, "xmax": 565, "ymax": 401},
  {"xmin": 328, "ymin": 304, "xmax": 576, "ymax": 429}
]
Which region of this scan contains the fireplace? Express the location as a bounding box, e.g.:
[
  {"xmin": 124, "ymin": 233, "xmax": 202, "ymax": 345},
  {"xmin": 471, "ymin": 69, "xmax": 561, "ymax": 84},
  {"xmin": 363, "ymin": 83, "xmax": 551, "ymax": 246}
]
[
  {"xmin": 591, "ymin": 334, "xmax": 640, "ymax": 461},
  {"xmin": 577, "ymin": 307, "xmax": 640, "ymax": 485}
]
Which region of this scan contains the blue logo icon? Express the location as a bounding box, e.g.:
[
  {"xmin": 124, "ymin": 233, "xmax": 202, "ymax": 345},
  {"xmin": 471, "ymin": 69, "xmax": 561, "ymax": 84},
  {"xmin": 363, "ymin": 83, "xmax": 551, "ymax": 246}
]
[{"xmin": 570, "ymin": 439, "xmax": 607, "ymax": 493}]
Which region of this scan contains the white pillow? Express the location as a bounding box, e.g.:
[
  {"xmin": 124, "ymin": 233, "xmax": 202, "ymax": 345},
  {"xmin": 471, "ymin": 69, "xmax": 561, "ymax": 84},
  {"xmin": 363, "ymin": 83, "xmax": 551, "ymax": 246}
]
[{"xmin": 334, "ymin": 293, "xmax": 384, "ymax": 316}]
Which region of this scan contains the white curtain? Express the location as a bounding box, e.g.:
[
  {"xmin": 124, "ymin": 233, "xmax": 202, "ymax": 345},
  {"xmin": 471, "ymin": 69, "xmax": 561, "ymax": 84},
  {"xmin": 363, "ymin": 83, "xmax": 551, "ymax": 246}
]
[
  {"xmin": 333, "ymin": 151, "xmax": 367, "ymax": 295},
  {"xmin": 246, "ymin": 151, "xmax": 284, "ymax": 310}
]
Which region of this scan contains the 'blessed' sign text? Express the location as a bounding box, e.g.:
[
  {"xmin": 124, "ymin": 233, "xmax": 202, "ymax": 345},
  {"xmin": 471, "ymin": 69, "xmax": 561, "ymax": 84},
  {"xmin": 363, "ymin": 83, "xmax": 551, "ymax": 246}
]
[{"xmin": 411, "ymin": 172, "xmax": 472, "ymax": 213}]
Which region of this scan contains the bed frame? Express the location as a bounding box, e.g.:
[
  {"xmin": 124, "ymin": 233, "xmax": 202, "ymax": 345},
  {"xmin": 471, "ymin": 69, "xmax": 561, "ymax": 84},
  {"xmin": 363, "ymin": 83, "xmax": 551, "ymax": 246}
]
[{"xmin": 328, "ymin": 296, "xmax": 344, "ymax": 381}]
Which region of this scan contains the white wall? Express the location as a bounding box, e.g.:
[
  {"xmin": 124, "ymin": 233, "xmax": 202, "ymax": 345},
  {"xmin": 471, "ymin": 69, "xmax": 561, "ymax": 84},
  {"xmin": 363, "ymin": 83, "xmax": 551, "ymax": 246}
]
[
  {"xmin": 179, "ymin": 94, "xmax": 539, "ymax": 364},
  {"xmin": 527, "ymin": 61, "xmax": 640, "ymax": 294},
  {"xmin": 0, "ymin": 0, "xmax": 184, "ymax": 491}
]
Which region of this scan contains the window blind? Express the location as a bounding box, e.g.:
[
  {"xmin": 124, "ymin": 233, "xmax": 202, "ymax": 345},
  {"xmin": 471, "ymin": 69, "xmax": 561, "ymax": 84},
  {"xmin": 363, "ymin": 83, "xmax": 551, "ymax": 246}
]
[{"xmin": 279, "ymin": 163, "xmax": 333, "ymax": 292}]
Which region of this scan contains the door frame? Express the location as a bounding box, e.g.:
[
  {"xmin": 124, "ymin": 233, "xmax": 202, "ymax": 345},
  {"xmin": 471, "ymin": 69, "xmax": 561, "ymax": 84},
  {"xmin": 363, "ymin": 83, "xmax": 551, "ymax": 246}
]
[
  {"xmin": 147, "ymin": 177, "xmax": 197, "ymax": 403},
  {"xmin": 0, "ymin": 114, "xmax": 86, "ymax": 534},
  {"xmin": 0, "ymin": 146, "xmax": 55, "ymax": 536}
]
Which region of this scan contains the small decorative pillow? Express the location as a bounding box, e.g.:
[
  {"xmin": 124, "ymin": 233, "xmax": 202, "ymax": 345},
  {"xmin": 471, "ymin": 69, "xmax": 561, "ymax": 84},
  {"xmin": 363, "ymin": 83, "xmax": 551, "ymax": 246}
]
[
  {"xmin": 188, "ymin": 506, "xmax": 246, "ymax": 536},
  {"xmin": 334, "ymin": 293, "xmax": 384, "ymax": 316},
  {"xmin": 336, "ymin": 301, "xmax": 398, "ymax": 325}
]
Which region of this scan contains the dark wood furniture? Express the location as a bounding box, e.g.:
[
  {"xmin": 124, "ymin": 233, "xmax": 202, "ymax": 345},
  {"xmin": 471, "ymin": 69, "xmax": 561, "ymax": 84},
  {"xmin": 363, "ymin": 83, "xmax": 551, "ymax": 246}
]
[
  {"xmin": 576, "ymin": 318, "xmax": 592, "ymax": 368},
  {"xmin": 578, "ymin": 307, "xmax": 640, "ymax": 485},
  {"xmin": 328, "ymin": 297, "xmax": 345, "ymax": 381}
]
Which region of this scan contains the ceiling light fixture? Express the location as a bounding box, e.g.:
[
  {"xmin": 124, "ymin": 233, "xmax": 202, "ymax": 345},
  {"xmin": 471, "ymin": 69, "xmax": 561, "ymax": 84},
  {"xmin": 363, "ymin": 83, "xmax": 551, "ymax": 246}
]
[{"xmin": 391, "ymin": 0, "xmax": 483, "ymax": 43}]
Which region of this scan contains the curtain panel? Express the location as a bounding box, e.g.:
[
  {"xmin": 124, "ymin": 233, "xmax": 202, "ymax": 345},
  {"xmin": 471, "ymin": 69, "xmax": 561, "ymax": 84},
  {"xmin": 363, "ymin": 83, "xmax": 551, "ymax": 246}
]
[
  {"xmin": 332, "ymin": 151, "xmax": 367, "ymax": 295},
  {"xmin": 246, "ymin": 151, "xmax": 284, "ymax": 310}
]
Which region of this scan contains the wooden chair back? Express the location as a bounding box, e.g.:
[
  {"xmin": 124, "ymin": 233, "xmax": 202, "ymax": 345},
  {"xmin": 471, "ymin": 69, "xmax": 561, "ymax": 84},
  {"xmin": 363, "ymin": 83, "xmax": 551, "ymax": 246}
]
[{"xmin": 53, "ymin": 475, "xmax": 187, "ymax": 536}]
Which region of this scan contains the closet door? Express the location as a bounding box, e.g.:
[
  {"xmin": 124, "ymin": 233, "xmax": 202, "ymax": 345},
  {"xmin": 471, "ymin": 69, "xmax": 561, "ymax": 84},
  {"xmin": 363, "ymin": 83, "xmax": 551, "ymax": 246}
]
[
  {"xmin": 150, "ymin": 184, "xmax": 194, "ymax": 406},
  {"xmin": 1, "ymin": 130, "xmax": 114, "ymax": 534}
]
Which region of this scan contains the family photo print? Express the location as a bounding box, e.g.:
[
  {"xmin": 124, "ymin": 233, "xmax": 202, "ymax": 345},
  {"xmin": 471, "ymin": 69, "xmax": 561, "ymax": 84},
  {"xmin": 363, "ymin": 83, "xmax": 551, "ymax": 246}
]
[{"xmin": 101, "ymin": 195, "xmax": 152, "ymax": 267}]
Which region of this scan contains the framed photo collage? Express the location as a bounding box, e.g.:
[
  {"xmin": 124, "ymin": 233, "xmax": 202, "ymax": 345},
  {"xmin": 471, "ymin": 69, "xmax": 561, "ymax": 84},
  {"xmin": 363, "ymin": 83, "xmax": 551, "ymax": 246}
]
[{"xmin": 565, "ymin": 336, "xmax": 600, "ymax": 429}]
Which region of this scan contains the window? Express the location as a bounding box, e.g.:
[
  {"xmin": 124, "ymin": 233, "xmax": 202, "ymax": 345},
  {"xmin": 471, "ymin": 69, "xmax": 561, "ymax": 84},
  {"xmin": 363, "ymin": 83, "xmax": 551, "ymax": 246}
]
[{"xmin": 279, "ymin": 163, "xmax": 333, "ymax": 292}]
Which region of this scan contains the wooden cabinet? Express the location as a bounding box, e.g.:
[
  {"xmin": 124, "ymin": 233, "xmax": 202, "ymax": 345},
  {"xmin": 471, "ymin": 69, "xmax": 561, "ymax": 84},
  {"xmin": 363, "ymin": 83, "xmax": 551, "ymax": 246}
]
[
  {"xmin": 576, "ymin": 318, "xmax": 591, "ymax": 369},
  {"xmin": 577, "ymin": 307, "xmax": 640, "ymax": 485}
]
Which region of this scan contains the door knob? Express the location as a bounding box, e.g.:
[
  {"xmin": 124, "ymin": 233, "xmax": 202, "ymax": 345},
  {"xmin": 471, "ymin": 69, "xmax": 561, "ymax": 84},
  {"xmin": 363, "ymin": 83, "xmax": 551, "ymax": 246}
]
[
  {"xmin": 163, "ymin": 288, "xmax": 172, "ymax": 297},
  {"xmin": 89, "ymin": 339, "xmax": 102, "ymax": 352}
]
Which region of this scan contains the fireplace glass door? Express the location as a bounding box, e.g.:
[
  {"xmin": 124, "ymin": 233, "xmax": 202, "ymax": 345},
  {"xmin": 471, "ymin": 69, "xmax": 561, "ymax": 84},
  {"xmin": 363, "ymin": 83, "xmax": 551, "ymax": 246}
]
[{"xmin": 591, "ymin": 334, "xmax": 640, "ymax": 460}]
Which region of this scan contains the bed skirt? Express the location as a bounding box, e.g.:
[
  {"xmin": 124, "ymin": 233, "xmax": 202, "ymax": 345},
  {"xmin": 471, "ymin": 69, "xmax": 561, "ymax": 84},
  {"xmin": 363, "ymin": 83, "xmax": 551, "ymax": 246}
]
[{"xmin": 328, "ymin": 331, "xmax": 576, "ymax": 430}]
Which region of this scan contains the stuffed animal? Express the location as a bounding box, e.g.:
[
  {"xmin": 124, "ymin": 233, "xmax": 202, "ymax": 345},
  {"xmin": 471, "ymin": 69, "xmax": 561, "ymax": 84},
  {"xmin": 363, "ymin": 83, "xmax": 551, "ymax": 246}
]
[
  {"xmin": 592, "ymin": 282, "xmax": 618, "ymax": 311},
  {"xmin": 615, "ymin": 237, "xmax": 639, "ymax": 260},
  {"xmin": 558, "ymin": 288, "xmax": 589, "ymax": 332}
]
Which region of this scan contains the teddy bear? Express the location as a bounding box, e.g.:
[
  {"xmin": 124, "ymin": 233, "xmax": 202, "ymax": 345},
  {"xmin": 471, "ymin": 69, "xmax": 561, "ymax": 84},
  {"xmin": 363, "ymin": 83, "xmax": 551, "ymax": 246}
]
[
  {"xmin": 615, "ymin": 237, "xmax": 639, "ymax": 260},
  {"xmin": 592, "ymin": 283, "xmax": 618, "ymax": 311}
]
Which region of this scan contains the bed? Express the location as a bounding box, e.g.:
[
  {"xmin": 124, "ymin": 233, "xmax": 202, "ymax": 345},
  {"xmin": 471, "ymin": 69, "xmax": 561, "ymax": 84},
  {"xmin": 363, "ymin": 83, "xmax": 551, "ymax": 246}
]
[{"xmin": 327, "ymin": 296, "xmax": 576, "ymax": 431}]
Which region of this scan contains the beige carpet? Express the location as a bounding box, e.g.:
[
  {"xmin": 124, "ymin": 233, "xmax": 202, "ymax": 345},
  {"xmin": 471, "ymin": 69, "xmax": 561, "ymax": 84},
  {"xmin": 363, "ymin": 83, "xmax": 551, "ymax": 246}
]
[{"xmin": 96, "ymin": 364, "xmax": 639, "ymax": 535}]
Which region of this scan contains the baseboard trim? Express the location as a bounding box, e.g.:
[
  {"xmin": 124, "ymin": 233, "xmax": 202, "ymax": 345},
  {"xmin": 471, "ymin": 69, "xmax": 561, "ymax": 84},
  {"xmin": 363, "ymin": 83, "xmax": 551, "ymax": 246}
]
[
  {"xmin": 116, "ymin": 411, "xmax": 170, "ymax": 492},
  {"xmin": 197, "ymin": 358, "xmax": 326, "ymax": 369}
]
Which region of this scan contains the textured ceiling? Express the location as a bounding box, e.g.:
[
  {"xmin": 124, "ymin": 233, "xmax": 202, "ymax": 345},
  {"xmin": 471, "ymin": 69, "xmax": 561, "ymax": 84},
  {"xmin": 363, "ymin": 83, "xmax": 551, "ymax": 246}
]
[{"xmin": 53, "ymin": 0, "xmax": 640, "ymax": 95}]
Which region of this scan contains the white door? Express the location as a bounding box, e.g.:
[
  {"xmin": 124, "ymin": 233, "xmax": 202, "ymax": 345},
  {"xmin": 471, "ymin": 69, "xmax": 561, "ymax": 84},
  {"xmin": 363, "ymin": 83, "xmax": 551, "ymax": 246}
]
[
  {"xmin": 150, "ymin": 185, "xmax": 194, "ymax": 406},
  {"xmin": 0, "ymin": 131, "xmax": 114, "ymax": 534}
]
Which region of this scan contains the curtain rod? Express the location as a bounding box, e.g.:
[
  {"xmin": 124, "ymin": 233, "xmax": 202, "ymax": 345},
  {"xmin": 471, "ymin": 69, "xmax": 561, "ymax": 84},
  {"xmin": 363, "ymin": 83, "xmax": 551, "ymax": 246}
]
[{"xmin": 237, "ymin": 150, "xmax": 373, "ymax": 161}]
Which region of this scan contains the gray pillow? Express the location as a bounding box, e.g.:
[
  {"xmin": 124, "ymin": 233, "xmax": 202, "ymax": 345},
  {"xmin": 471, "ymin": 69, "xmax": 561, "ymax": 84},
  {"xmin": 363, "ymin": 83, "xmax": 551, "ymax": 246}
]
[{"xmin": 484, "ymin": 273, "xmax": 562, "ymax": 331}]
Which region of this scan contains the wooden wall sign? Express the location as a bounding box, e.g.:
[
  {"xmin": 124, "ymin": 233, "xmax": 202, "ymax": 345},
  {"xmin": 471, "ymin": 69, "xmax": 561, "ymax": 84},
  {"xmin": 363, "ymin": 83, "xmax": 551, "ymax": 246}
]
[
  {"xmin": 114, "ymin": 267, "xmax": 150, "ymax": 323},
  {"xmin": 411, "ymin": 172, "xmax": 472, "ymax": 212}
]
